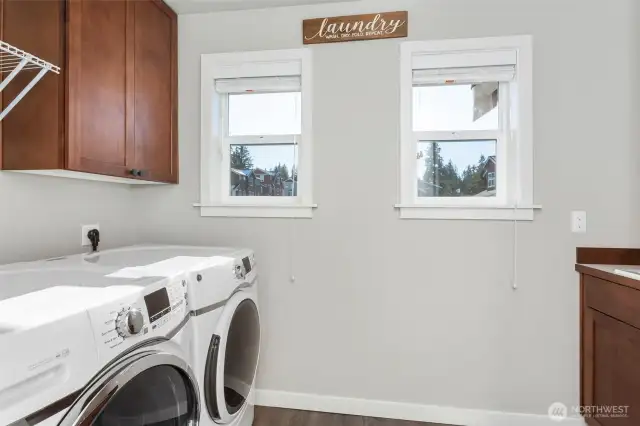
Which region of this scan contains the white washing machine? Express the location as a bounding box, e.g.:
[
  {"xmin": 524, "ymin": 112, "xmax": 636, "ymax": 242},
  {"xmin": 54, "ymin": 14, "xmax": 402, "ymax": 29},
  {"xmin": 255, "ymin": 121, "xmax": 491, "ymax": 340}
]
[
  {"xmin": 0, "ymin": 273, "xmax": 103, "ymax": 426},
  {"xmin": 0, "ymin": 264, "xmax": 199, "ymax": 426},
  {"xmin": 59, "ymin": 245, "xmax": 262, "ymax": 426}
]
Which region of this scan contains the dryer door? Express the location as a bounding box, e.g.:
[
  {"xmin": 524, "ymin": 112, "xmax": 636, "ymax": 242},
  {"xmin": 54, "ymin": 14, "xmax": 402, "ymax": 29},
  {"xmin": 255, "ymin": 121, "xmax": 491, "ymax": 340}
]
[
  {"xmin": 59, "ymin": 348, "xmax": 199, "ymax": 426},
  {"xmin": 204, "ymin": 291, "xmax": 260, "ymax": 424}
]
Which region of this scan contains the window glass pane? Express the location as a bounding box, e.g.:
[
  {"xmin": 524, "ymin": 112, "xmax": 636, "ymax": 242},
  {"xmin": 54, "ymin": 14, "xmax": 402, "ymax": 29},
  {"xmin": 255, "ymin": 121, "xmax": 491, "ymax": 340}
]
[
  {"xmin": 417, "ymin": 140, "xmax": 496, "ymax": 197},
  {"xmin": 228, "ymin": 92, "xmax": 301, "ymax": 136},
  {"xmin": 230, "ymin": 144, "xmax": 298, "ymax": 197},
  {"xmin": 413, "ymin": 84, "xmax": 499, "ymax": 131}
]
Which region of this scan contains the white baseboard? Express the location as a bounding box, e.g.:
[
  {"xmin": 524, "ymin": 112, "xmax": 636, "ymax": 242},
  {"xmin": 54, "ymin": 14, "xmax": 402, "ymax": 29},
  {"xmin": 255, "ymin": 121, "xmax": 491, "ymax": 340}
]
[{"xmin": 255, "ymin": 389, "xmax": 585, "ymax": 426}]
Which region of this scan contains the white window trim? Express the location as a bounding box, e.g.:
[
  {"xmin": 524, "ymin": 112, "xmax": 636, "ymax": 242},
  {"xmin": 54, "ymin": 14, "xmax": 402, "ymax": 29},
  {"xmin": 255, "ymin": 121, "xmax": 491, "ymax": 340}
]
[
  {"xmin": 397, "ymin": 36, "xmax": 540, "ymax": 221},
  {"xmin": 198, "ymin": 49, "xmax": 315, "ymax": 218}
]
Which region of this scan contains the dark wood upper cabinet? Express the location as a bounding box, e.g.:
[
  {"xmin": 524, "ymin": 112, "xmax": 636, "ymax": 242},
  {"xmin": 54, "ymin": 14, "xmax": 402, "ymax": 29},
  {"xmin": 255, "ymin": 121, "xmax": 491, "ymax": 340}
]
[
  {"xmin": 129, "ymin": 0, "xmax": 178, "ymax": 183},
  {"xmin": 67, "ymin": 0, "xmax": 129, "ymax": 177},
  {"xmin": 0, "ymin": 0, "xmax": 178, "ymax": 184}
]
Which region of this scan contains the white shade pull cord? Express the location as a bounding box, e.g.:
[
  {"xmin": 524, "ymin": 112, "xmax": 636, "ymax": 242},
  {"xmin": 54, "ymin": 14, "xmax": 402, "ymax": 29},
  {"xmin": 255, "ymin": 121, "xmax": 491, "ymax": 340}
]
[{"xmin": 289, "ymin": 146, "xmax": 298, "ymax": 284}]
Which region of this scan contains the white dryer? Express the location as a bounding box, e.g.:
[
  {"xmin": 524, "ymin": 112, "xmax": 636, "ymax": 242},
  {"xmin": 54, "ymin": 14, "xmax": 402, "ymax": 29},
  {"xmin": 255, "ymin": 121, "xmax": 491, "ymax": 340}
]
[
  {"xmin": 186, "ymin": 249, "xmax": 259, "ymax": 426},
  {"xmin": 63, "ymin": 245, "xmax": 261, "ymax": 426},
  {"xmin": 0, "ymin": 264, "xmax": 199, "ymax": 426}
]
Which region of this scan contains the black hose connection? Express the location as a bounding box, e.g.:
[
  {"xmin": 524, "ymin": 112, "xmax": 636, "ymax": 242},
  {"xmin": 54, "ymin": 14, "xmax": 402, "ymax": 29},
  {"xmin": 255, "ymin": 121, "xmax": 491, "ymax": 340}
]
[{"xmin": 87, "ymin": 229, "xmax": 100, "ymax": 252}]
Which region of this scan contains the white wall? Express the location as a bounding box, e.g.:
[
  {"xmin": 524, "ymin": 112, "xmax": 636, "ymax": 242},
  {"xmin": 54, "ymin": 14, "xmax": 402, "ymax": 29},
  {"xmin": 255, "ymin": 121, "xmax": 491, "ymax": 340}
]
[
  {"xmin": 132, "ymin": 0, "xmax": 640, "ymax": 417},
  {"xmin": 0, "ymin": 173, "xmax": 138, "ymax": 263}
]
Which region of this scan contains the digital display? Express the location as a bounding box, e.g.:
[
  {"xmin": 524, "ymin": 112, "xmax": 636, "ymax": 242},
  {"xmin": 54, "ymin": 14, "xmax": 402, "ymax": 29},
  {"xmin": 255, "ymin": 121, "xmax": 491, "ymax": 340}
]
[
  {"xmin": 242, "ymin": 256, "xmax": 252, "ymax": 274},
  {"xmin": 144, "ymin": 288, "xmax": 170, "ymax": 323}
]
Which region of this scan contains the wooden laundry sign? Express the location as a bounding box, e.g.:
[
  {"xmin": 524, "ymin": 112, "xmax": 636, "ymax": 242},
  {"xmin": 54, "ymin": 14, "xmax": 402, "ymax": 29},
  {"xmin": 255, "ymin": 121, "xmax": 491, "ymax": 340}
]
[{"xmin": 303, "ymin": 11, "xmax": 408, "ymax": 45}]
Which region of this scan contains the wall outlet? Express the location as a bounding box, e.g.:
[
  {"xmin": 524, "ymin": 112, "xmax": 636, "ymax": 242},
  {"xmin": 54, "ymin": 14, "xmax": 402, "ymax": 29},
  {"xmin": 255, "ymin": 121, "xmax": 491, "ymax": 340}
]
[
  {"xmin": 571, "ymin": 211, "xmax": 587, "ymax": 233},
  {"xmin": 81, "ymin": 224, "xmax": 100, "ymax": 246}
]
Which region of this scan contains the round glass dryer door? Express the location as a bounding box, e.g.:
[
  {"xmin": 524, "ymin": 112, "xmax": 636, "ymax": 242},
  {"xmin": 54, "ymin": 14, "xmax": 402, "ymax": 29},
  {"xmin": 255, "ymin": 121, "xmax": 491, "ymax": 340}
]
[
  {"xmin": 94, "ymin": 365, "xmax": 196, "ymax": 426},
  {"xmin": 205, "ymin": 292, "xmax": 260, "ymax": 423},
  {"xmin": 59, "ymin": 351, "xmax": 199, "ymax": 426}
]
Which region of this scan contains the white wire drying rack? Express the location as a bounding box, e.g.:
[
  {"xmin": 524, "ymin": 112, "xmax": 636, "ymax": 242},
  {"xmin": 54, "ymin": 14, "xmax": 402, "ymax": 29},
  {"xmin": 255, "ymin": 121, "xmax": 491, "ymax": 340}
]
[{"xmin": 0, "ymin": 40, "xmax": 60, "ymax": 121}]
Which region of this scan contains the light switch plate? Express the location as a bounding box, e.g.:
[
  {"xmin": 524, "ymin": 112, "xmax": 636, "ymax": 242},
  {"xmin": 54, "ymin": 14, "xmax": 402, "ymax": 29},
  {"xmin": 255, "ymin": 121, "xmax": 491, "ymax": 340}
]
[
  {"xmin": 571, "ymin": 211, "xmax": 586, "ymax": 233},
  {"xmin": 81, "ymin": 224, "xmax": 100, "ymax": 246}
]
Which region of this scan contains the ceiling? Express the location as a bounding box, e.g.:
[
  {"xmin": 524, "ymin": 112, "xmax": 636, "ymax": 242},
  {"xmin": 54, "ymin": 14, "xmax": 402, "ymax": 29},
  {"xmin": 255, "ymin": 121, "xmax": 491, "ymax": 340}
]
[{"xmin": 165, "ymin": 0, "xmax": 357, "ymax": 14}]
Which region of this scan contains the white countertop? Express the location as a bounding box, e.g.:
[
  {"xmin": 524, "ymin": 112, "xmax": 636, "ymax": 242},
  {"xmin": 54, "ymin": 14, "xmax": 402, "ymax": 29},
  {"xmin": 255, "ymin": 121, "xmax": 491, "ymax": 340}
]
[{"xmin": 580, "ymin": 264, "xmax": 640, "ymax": 280}]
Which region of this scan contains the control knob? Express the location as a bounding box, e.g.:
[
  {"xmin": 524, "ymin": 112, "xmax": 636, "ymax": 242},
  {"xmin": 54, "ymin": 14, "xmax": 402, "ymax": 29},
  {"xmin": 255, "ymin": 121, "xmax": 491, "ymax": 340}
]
[
  {"xmin": 116, "ymin": 309, "xmax": 144, "ymax": 338},
  {"xmin": 235, "ymin": 265, "xmax": 245, "ymax": 280}
]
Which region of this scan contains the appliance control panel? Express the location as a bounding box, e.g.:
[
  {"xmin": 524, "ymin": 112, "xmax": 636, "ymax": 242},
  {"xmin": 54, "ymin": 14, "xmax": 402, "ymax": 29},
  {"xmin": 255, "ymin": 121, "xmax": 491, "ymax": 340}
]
[
  {"xmin": 88, "ymin": 277, "xmax": 188, "ymax": 362},
  {"xmin": 183, "ymin": 250, "xmax": 256, "ymax": 312},
  {"xmin": 234, "ymin": 253, "xmax": 256, "ymax": 281}
]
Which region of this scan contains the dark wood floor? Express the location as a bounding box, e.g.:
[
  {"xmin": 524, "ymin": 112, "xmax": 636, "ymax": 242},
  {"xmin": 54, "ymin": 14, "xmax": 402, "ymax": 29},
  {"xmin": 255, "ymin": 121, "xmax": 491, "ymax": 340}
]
[{"xmin": 254, "ymin": 406, "xmax": 450, "ymax": 426}]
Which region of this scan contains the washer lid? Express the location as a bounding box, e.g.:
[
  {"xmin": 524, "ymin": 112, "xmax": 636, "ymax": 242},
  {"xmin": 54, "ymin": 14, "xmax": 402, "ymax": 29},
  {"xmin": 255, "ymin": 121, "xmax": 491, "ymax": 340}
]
[
  {"xmin": 0, "ymin": 269, "xmax": 157, "ymax": 303},
  {"xmin": 81, "ymin": 245, "xmax": 249, "ymax": 269}
]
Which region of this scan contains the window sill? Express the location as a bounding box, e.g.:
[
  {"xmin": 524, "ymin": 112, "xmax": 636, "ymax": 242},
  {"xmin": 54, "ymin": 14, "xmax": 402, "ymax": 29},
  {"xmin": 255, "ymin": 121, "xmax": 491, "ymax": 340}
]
[
  {"xmin": 194, "ymin": 203, "xmax": 317, "ymax": 218},
  {"xmin": 395, "ymin": 204, "xmax": 542, "ymax": 221}
]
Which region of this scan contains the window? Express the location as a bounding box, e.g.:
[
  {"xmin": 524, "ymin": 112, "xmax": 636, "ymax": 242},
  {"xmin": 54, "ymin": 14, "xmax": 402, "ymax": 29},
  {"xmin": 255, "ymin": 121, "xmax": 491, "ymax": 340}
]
[
  {"xmin": 199, "ymin": 49, "xmax": 314, "ymax": 218},
  {"xmin": 226, "ymin": 92, "xmax": 299, "ymax": 199},
  {"xmin": 487, "ymin": 172, "xmax": 496, "ymax": 189},
  {"xmin": 398, "ymin": 36, "xmax": 538, "ymax": 220}
]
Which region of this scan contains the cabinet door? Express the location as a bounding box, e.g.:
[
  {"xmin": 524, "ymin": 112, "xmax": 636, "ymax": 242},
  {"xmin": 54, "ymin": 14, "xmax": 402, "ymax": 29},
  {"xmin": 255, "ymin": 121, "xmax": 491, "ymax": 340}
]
[
  {"xmin": 583, "ymin": 308, "xmax": 640, "ymax": 425},
  {"xmin": 127, "ymin": 0, "xmax": 178, "ymax": 183},
  {"xmin": 67, "ymin": 0, "xmax": 130, "ymax": 177}
]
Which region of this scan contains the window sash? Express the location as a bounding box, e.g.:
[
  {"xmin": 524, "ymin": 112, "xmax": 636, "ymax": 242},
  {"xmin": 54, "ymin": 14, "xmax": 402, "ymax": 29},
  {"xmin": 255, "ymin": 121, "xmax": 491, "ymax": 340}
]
[
  {"xmin": 223, "ymin": 91, "xmax": 302, "ymax": 137},
  {"xmin": 410, "ymin": 82, "xmax": 510, "ymax": 206},
  {"xmin": 220, "ymin": 93, "xmax": 301, "ymax": 205},
  {"xmin": 221, "ymin": 142, "xmax": 301, "ymax": 206},
  {"xmin": 414, "ymin": 129, "xmax": 500, "ymax": 142},
  {"xmin": 224, "ymin": 135, "xmax": 300, "ymax": 146},
  {"xmin": 411, "ymin": 82, "xmax": 502, "ymax": 132},
  {"xmin": 412, "ymin": 134, "xmax": 506, "ymax": 207}
]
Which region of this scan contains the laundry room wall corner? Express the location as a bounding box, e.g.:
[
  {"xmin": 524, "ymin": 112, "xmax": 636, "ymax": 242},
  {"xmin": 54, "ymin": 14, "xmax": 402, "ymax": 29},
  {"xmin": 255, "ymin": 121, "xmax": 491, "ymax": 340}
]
[{"xmin": 132, "ymin": 0, "xmax": 640, "ymax": 421}]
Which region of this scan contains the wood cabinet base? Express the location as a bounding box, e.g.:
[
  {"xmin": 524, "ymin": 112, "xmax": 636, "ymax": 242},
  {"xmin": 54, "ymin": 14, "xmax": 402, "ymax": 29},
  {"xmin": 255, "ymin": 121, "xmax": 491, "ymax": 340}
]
[{"xmin": 577, "ymin": 247, "xmax": 640, "ymax": 426}]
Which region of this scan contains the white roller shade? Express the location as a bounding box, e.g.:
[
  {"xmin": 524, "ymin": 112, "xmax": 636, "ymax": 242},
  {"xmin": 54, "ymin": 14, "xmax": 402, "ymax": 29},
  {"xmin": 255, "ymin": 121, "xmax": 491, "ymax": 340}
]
[
  {"xmin": 413, "ymin": 65, "xmax": 515, "ymax": 85},
  {"xmin": 412, "ymin": 50, "xmax": 517, "ymax": 70},
  {"xmin": 215, "ymin": 76, "xmax": 301, "ymax": 94}
]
